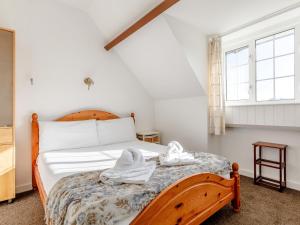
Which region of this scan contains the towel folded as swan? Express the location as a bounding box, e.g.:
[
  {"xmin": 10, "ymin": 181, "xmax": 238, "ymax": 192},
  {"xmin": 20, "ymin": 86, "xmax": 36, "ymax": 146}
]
[
  {"xmin": 99, "ymin": 148, "xmax": 156, "ymax": 185},
  {"xmin": 159, "ymin": 141, "xmax": 198, "ymax": 166}
]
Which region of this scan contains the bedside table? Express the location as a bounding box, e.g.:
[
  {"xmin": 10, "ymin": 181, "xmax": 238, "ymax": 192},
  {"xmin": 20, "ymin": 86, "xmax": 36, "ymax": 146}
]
[{"xmin": 137, "ymin": 131, "xmax": 160, "ymax": 144}]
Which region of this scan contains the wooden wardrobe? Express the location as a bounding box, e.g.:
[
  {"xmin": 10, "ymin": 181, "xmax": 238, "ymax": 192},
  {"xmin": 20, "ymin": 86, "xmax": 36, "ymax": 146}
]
[{"xmin": 0, "ymin": 28, "xmax": 15, "ymax": 203}]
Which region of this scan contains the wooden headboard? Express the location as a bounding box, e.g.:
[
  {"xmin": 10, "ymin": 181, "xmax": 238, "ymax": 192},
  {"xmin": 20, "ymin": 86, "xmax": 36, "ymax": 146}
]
[{"xmin": 31, "ymin": 110, "xmax": 135, "ymax": 188}]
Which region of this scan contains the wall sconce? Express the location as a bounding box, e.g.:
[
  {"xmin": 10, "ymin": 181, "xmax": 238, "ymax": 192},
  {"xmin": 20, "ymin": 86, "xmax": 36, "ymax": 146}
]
[{"xmin": 84, "ymin": 77, "xmax": 94, "ymax": 90}]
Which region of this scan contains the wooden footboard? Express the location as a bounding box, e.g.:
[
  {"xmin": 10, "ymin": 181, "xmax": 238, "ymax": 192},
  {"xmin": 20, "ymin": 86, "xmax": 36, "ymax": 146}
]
[{"xmin": 131, "ymin": 163, "xmax": 240, "ymax": 225}]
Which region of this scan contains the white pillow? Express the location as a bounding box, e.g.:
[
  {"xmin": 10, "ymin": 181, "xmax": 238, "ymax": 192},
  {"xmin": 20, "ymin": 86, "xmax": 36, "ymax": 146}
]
[
  {"xmin": 39, "ymin": 119, "xmax": 99, "ymax": 152},
  {"xmin": 97, "ymin": 117, "xmax": 137, "ymax": 145}
]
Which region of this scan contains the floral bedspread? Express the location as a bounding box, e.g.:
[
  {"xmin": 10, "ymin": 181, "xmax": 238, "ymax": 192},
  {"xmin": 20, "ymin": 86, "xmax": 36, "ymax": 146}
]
[{"xmin": 45, "ymin": 152, "xmax": 231, "ymax": 225}]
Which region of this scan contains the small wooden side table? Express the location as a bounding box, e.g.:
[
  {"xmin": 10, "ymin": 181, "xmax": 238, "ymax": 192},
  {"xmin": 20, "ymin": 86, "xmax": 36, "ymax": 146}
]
[
  {"xmin": 137, "ymin": 131, "xmax": 160, "ymax": 144},
  {"xmin": 252, "ymin": 141, "xmax": 288, "ymax": 192}
]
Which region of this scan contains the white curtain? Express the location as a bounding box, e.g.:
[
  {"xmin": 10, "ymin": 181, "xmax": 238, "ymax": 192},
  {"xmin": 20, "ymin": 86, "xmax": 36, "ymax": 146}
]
[{"xmin": 208, "ymin": 37, "xmax": 225, "ymax": 135}]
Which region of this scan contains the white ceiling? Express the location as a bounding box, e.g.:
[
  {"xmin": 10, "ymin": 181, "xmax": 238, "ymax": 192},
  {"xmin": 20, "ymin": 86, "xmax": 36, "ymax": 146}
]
[
  {"xmin": 167, "ymin": 0, "xmax": 300, "ymax": 34},
  {"xmin": 58, "ymin": 0, "xmax": 93, "ymax": 12},
  {"xmin": 88, "ymin": 0, "xmax": 161, "ymax": 38},
  {"xmin": 58, "ymin": 0, "xmax": 300, "ymax": 35}
]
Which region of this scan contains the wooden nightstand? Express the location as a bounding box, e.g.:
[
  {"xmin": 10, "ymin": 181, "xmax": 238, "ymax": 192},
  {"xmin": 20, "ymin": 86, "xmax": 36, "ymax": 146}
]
[
  {"xmin": 253, "ymin": 141, "xmax": 287, "ymax": 192},
  {"xmin": 137, "ymin": 131, "xmax": 160, "ymax": 144}
]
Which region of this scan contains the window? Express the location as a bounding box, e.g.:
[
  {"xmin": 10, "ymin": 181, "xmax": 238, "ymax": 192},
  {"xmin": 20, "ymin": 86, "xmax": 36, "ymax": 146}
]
[
  {"xmin": 225, "ymin": 47, "xmax": 250, "ymax": 101},
  {"xmin": 256, "ymin": 29, "xmax": 295, "ymax": 101},
  {"xmin": 224, "ymin": 27, "xmax": 296, "ymax": 105}
]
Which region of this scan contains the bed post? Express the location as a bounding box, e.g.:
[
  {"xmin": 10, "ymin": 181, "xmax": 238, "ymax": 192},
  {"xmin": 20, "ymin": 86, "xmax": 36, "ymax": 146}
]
[
  {"xmin": 32, "ymin": 113, "xmax": 39, "ymax": 189},
  {"xmin": 231, "ymin": 162, "xmax": 241, "ymax": 212}
]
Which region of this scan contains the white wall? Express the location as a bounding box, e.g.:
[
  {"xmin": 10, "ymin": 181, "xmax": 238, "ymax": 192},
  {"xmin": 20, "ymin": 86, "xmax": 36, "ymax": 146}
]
[
  {"xmin": 155, "ymin": 97, "xmax": 208, "ymax": 152},
  {"xmin": 226, "ymin": 105, "xmax": 300, "ymax": 127},
  {"xmin": 0, "ymin": 0, "xmax": 154, "ymax": 193},
  {"xmin": 215, "ymin": 127, "xmax": 300, "ymax": 190}
]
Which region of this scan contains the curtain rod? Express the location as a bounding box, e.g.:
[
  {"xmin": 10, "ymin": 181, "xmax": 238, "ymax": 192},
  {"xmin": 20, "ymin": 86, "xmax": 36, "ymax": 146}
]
[{"xmin": 220, "ymin": 2, "xmax": 300, "ymax": 37}]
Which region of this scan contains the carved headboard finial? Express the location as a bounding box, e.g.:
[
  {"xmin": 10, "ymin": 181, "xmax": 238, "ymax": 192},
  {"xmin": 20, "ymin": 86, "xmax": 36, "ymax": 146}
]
[{"xmin": 32, "ymin": 113, "xmax": 38, "ymax": 121}]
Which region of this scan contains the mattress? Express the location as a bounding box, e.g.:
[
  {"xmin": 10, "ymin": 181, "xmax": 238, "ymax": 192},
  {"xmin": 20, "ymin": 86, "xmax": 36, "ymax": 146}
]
[{"xmin": 38, "ymin": 140, "xmax": 230, "ymax": 225}]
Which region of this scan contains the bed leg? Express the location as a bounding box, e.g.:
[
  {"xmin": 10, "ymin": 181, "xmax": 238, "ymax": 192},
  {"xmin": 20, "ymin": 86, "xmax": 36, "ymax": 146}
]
[{"xmin": 231, "ymin": 162, "xmax": 241, "ymax": 213}]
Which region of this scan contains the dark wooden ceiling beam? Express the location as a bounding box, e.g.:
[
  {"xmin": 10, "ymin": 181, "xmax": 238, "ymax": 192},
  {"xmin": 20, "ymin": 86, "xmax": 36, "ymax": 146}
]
[{"xmin": 104, "ymin": 0, "xmax": 180, "ymax": 51}]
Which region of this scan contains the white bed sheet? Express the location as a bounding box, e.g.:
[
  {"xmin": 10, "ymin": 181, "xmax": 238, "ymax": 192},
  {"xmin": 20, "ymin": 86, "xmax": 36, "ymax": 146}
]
[{"xmin": 37, "ymin": 140, "xmax": 166, "ymax": 195}]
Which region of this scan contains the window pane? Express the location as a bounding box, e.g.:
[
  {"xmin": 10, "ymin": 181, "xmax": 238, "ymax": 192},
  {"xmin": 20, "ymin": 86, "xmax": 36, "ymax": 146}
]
[
  {"xmin": 256, "ymin": 41, "xmax": 273, "ymax": 60},
  {"xmin": 238, "ymin": 83, "xmax": 249, "ymax": 100},
  {"xmin": 275, "ymin": 77, "xmax": 294, "ymax": 100},
  {"xmin": 226, "ymin": 69, "xmax": 238, "ymax": 84},
  {"xmin": 226, "ymin": 46, "xmax": 249, "ymax": 101},
  {"xmin": 227, "ymin": 84, "xmax": 238, "ymax": 100},
  {"xmin": 237, "ymin": 65, "xmax": 249, "ymax": 83},
  {"xmin": 237, "ymin": 48, "xmax": 249, "ymax": 65},
  {"xmin": 226, "ymin": 52, "xmax": 236, "ymax": 68},
  {"xmin": 275, "ymin": 54, "xmax": 294, "ymax": 77},
  {"xmin": 256, "ymin": 59, "xmax": 273, "ymax": 80},
  {"xmin": 275, "ymin": 35, "xmax": 294, "ymax": 56},
  {"xmin": 257, "ymin": 80, "xmax": 274, "ymax": 101}
]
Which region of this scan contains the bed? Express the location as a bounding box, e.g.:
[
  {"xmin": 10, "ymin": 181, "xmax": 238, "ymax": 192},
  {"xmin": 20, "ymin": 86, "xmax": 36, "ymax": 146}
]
[{"xmin": 32, "ymin": 110, "xmax": 240, "ymax": 225}]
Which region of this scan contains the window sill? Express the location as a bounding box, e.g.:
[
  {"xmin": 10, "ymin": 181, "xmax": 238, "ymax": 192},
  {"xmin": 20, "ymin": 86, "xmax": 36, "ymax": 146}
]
[
  {"xmin": 225, "ymin": 99, "xmax": 298, "ymax": 107},
  {"xmin": 226, "ymin": 123, "xmax": 300, "ymax": 131}
]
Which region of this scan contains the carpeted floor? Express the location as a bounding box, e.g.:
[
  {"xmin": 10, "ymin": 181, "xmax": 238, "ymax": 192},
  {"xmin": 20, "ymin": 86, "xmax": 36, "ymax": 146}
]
[{"xmin": 1, "ymin": 176, "xmax": 300, "ymax": 225}]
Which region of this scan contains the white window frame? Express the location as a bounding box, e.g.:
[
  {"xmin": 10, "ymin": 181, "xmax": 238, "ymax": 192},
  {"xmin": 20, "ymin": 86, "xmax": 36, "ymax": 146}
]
[{"xmin": 223, "ymin": 24, "xmax": 300, "ymax": 106}]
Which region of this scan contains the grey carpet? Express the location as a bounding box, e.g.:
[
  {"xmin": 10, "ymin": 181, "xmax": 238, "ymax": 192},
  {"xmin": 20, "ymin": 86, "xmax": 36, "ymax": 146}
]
[{"xmin": 0, "ymin": 176, "xmax": 300, "ymax": 225}]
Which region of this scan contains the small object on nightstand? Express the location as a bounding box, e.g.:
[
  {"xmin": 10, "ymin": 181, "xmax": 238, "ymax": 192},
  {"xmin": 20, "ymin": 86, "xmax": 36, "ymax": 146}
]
[{"xmin": 137, "ymin": 131, "xmax": 160, "ymax": 144}]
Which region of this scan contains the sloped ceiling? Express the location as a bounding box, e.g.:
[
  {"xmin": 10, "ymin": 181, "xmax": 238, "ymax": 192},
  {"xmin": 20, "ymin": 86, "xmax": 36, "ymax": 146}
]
[
  {"xmin": 56, "ymin": 0, "xmax": 300, "ymax": 99},
  {"xmin": 88, "ymin": 0, "xmax": 161, "ymax": 38},
  {"xmin": 110, "ymin": 17, "xmax": 204, "ymax": 99},
  {"xmin": 165, "ymin": 15, "xmax": 208, "ymax": 93},
  {"xmin": 167, "ymin": 0, "xmax": 300, "ymax": 34}
]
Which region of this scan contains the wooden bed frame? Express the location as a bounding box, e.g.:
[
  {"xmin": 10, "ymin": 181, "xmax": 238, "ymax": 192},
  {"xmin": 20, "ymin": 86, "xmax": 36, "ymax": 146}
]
[{"xmin": 32, "ymin": 110, "xmax": 240, "ymax": 225}]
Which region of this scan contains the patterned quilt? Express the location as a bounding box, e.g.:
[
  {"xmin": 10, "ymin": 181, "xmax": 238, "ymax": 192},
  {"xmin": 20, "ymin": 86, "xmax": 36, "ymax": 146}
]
[{"xmin": 45, "ymin": 152, "xmax": 231, "ymax": 225}]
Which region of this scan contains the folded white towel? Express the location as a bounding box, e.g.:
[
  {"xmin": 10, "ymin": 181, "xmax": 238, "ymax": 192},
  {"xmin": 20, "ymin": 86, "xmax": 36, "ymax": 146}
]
[
  {"xmin": 100, "ymin": 148, "xmax": 156, "ymax": 185},
  {"xmin": 159, "ymin": 141, "xmax": 198, "ymax": 166}
]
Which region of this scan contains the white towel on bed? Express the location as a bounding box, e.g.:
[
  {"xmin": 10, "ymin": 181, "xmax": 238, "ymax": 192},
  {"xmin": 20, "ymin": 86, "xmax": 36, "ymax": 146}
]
[
  {"xmin": 159, "ymin": 141, "xmax": 198, "ymax": 166},
  {"xmin": 99, "ymin": 148, "xmax": 156, "ymax": 185}
]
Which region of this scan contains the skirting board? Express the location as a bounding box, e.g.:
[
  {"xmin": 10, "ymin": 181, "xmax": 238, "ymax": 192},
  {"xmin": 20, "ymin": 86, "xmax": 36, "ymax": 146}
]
[
  {"xmin": 16, "ymin": 183, "xmax": 32, "ymax": 194},
  {"xmin": 239, "ymin": 168, "xmax": 300, "ymax": 191}
]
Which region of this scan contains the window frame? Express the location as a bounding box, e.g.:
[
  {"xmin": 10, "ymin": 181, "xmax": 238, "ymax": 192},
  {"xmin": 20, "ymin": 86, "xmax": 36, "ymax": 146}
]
[{"xmin": 223, "ymin": 24, "xmax": 299, "ymax": 106}]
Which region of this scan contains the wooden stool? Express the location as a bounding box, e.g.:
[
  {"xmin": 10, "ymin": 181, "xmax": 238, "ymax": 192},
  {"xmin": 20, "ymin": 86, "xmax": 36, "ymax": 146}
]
[{"xmin": 252, "ymin": 141, "xmax": 287, "ymax": 192}]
